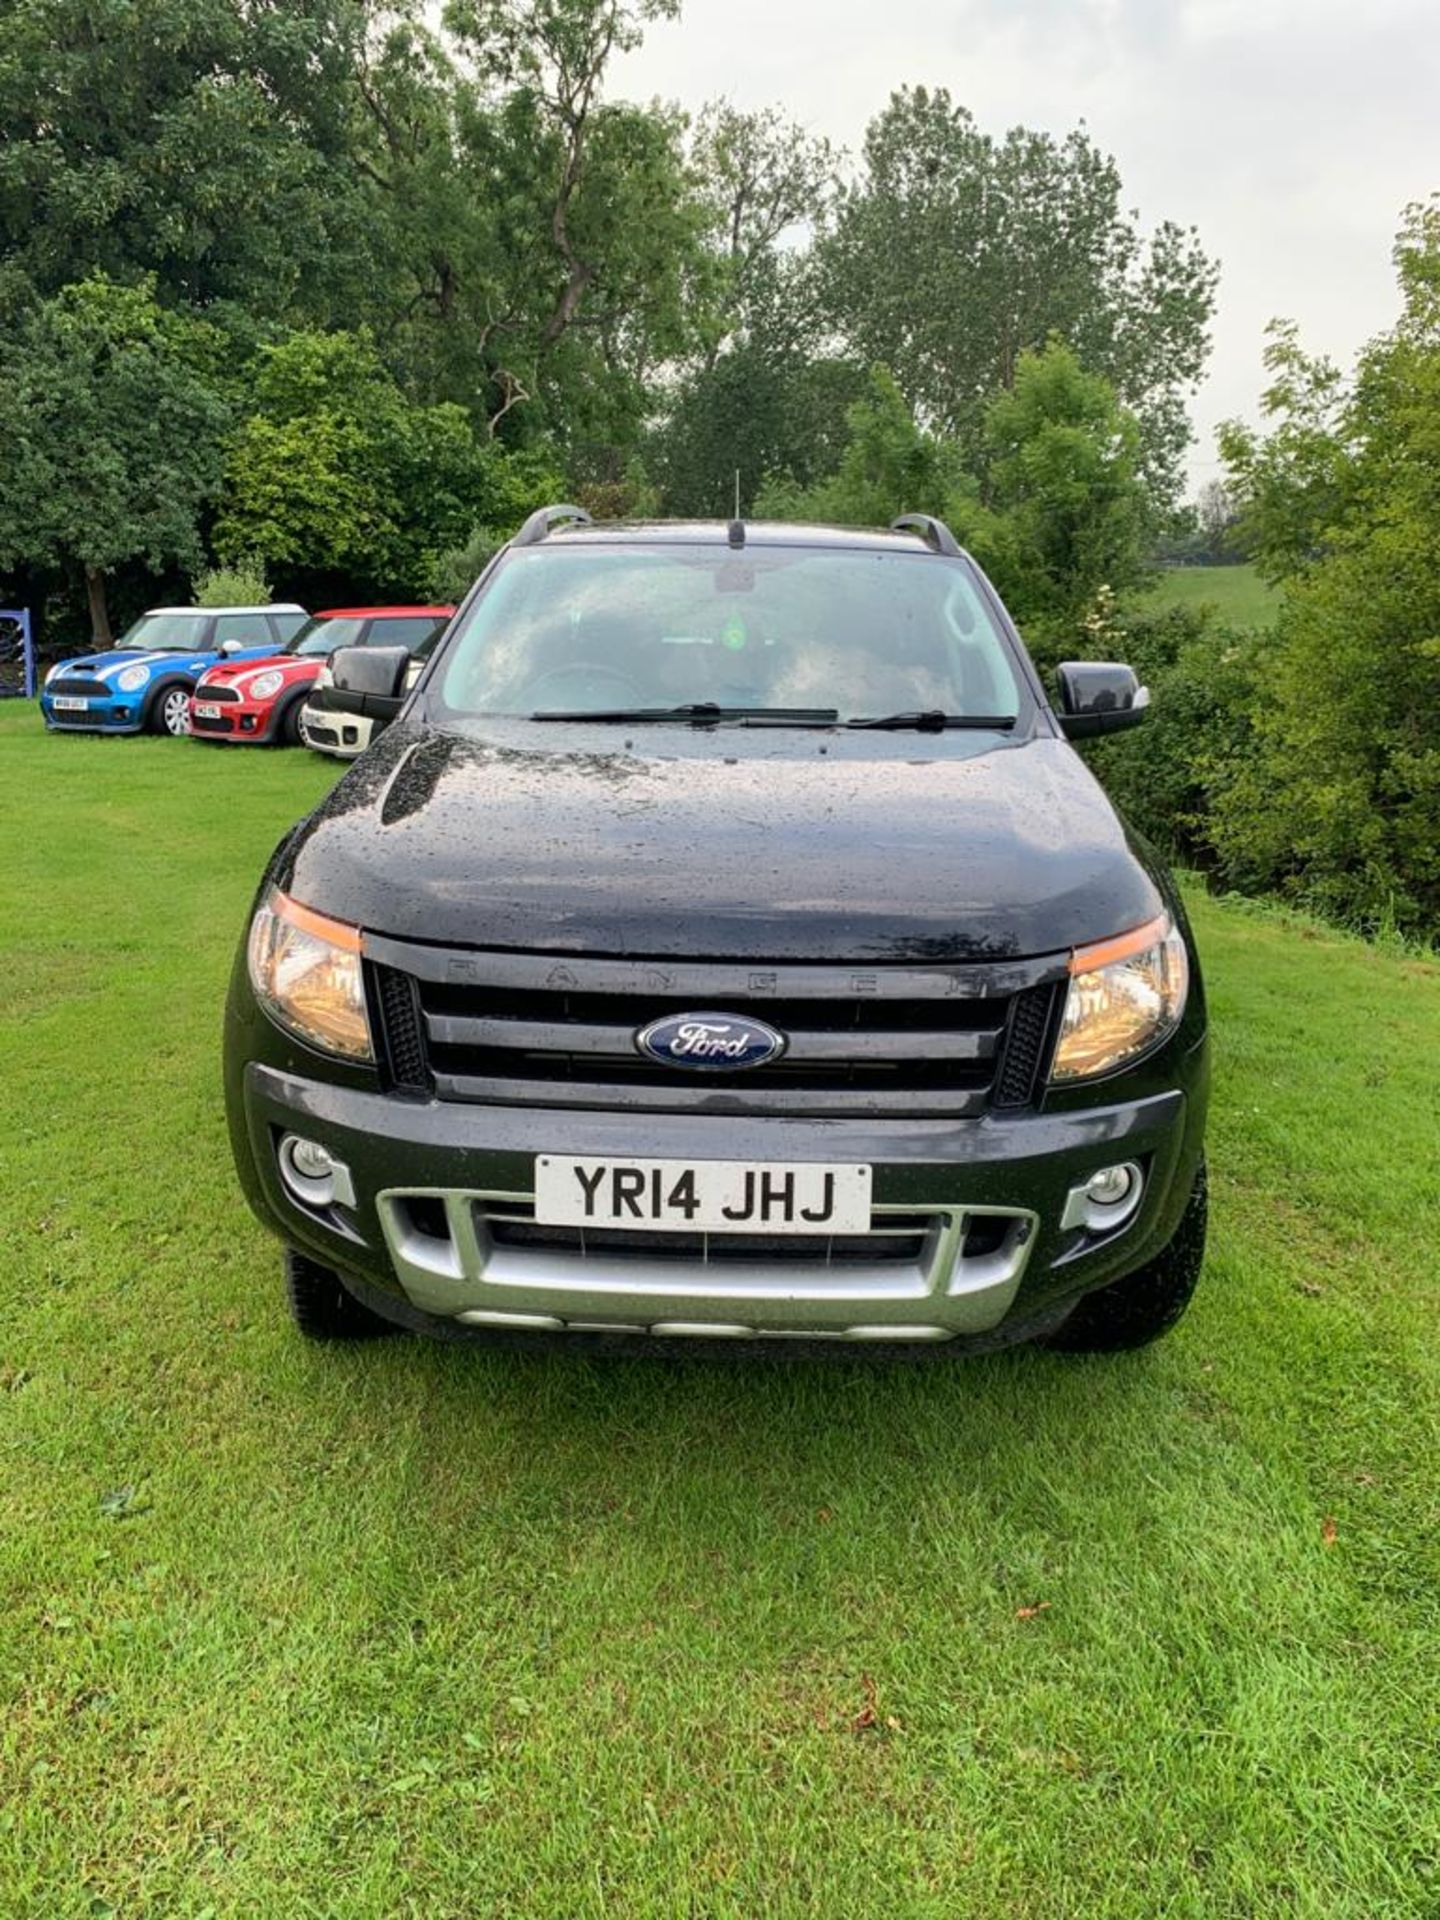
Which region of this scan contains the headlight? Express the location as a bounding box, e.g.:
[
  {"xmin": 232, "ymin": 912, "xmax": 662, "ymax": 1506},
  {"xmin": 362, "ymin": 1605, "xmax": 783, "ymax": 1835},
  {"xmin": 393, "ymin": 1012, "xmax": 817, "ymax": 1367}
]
[
  {"xmin": 246, "ymin": 887, "xmax": 373, "ymax": 1061},
  {"xmin": 116, "ymin": 664, "xmax": 151, "ymax": 692},
  {"xmin": 1050, "ymin": 914, "xmax": 1189, "ymax": 1083},
  {"xmin": 248, "ymin": 670, "xmax": 284, "ymax": 699}
]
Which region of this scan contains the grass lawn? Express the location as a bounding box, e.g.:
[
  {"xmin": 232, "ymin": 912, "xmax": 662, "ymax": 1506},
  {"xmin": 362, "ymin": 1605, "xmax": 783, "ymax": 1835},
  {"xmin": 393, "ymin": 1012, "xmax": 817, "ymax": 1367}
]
[
  {"xmin": 1141, "ymin": 564, "xmax": 1282, "ymax": 627},
  {"xmin": 1, "ymin": 703, "xmax": 1437, "ymax": 1918}
]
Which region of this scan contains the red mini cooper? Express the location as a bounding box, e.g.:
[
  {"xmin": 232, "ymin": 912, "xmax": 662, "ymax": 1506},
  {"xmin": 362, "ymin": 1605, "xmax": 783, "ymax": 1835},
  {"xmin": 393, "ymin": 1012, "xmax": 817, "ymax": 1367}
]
[{"xmin": 188, "ymin": 606, "xmax": 455, "ymax": 745}]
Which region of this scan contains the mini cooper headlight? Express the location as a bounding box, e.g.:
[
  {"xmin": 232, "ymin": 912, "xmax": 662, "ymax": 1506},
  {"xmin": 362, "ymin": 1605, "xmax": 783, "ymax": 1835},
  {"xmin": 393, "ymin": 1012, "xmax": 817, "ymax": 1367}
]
[
  {"xmin": 246, "ymin": 887, "xmax": 373, "ymax": 1061},
  {"xmin": 116, "ymin": 664, "xmax": 150, "ymax": 692},
  {"xmin": 248, "ymin": 670, "xmax": 284, "ymax": 699},
  {"xmin": 1051, "ymin": 914, "xmax": 1189, "ymax": 1083}
]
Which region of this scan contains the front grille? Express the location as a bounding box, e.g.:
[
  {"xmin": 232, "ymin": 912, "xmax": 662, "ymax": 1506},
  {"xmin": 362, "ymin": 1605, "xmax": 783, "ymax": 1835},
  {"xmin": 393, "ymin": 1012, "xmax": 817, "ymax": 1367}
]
[
  {"xmin": 368, "ymin": 946, "xmax": 1063, "ymax": 1118},
  {"xmin": 200, "ymin": 684, "xmax": 241, "ymax": 703},
  {"xmin": 305, "ymin": 722, "xmax": 339, "ymax": 745},
  {"xmin": 48, "ymin": 677, "xmax": 109, "ymax": 699},
  {"xmin": 190, "ymin": 711, "xmax": 234, "ymax": 732}
]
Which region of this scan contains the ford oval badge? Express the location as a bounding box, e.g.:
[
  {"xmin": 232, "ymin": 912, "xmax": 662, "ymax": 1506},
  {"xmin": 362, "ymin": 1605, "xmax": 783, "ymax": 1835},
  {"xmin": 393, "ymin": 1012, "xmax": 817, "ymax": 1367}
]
[{"xmin": 636, "ymin": 1011, "xmax": 787, "ymax": 1072}]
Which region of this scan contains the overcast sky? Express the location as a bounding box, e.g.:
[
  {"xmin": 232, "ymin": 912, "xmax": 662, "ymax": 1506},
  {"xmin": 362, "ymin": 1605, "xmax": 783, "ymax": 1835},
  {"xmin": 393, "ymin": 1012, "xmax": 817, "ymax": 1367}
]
[{"xmin": 613, "ymin": 0, "xmax": 1440, "ymax": 496}]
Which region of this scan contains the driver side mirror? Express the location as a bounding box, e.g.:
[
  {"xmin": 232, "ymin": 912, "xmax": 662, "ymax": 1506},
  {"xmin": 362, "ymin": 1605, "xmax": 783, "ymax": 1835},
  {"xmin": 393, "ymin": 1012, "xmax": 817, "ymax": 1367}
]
[
  {"xmin": 328, "ymin": 645, "xmax": 411, "ymax": 721},
  {"xmin": 1055, "ymin": 661, "xmax": 1150, "ymax": 740}
]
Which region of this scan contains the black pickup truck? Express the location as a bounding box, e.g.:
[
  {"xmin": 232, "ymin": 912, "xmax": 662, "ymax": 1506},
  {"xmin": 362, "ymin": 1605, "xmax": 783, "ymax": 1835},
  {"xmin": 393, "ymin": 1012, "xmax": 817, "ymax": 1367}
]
[{"xmin": 225, "ymin": 508, "xmax": 1208, "ymax": 1355}]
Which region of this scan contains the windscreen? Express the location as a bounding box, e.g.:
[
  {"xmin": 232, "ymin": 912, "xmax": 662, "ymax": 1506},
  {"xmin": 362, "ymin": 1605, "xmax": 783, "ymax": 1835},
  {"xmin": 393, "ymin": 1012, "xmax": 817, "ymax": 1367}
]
[
  {"xmin": 433, "ymin": 546, "xmax": 1023, "ymax": 721},
  {"xmin": 284, "ymin": 617, "xmax": 366, "ymax": 657},
  {"xmin": 117, "ymin": 612, "xmax": 211, "ymax": 653},
  {"xmin": 370, "ymin": 615, "xmax": 446, "ymax": 651}
]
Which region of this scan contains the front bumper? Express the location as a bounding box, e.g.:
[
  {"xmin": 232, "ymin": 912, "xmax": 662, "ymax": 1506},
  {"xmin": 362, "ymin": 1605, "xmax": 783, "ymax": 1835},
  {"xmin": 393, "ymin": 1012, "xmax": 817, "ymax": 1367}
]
[
  {"xmin": 189, "ymin": 695, "xmax": 276, "ymax": 742},
  {"xmin": 299, "ymin": 701, "xmax": 371, "ymax": 758},
  {"xmin": 231, "ymin": 1050, "xmax": 1208, "ymax": 1348},
  {"xmin": 40, "ymin": 693, "xmax": 143, "ymax": 733}
]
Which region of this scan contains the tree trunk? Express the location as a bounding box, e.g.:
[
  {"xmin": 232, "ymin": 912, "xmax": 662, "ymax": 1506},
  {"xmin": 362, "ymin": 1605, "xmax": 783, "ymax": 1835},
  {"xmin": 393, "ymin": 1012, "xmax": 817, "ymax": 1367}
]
[{"xmin": 84, "ymin": 565, "xmax": 112, "ymax": 646}]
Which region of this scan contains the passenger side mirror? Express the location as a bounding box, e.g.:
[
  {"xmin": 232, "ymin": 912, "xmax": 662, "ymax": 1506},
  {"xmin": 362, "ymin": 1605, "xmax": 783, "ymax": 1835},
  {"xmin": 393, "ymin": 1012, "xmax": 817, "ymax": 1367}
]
[
  {"xmin": 328, "ymin": 645, "xmax": 411, "ymax": 721},
  {"xmin": 218, "ymin": 639, "xmax": 244, "ymax": 657},
  {"xmin": 1055, "ymin": 661, "xmax": 1150, "ymax": 740}
]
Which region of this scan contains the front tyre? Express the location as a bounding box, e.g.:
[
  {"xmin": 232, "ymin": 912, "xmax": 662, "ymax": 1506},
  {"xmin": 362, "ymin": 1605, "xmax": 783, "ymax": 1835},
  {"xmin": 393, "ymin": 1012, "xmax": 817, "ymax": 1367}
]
[
  {"xmin": 283, "ymin": 1248, "xmax": 395, "ymax": 1341},
  {"xmin": 1040, "ymin": 1162, "xmax": 1208, "ymax": 1353},
  {"xmin": 150, "ymin": 685, "xmax": 192, "ymax": 738}
]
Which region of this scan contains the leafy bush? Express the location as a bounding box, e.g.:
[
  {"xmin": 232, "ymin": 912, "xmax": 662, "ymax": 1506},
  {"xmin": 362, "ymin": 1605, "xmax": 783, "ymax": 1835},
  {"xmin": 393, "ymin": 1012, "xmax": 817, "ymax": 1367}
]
[
  {"xmin": 427, "ymin": 526, "xmax": 503, "ymax": 606},
  {"xmin": 192, "ymin": 555, "xmax": 271, "ymax": 608},
  {"xmin": 1082, "ymin": 606, "xmax": 1271, "ymax": 872}
]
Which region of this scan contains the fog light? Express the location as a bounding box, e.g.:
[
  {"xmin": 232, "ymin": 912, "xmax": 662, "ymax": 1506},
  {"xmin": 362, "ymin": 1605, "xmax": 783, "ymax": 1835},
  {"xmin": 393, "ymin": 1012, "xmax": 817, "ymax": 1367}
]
[
  {"xmin": 277, "ymin": 1133, "xmax": 354, "ymax": 1210},
  {"xmin": 1086, "ymin": 1164, "xmax": 1136, "ymax": 1207},
  {"xmin": 1061, "ymin": 1161, "xmax": 1144, "ymax": 1233}
]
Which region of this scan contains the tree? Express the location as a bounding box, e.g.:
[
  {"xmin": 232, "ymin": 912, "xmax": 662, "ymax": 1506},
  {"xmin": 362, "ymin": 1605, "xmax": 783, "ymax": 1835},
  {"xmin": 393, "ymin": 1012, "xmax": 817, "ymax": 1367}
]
[
  {"xmin": 818, "ymin": 88, "xmax": 1217, "ymax": 508},
  {"xmin": 214, "ymin": 329, "xmax": 560, "ymax": 597},
  {"xmin": 651, "ymin": 105, "xmax": 855, "ymax": 515},
  {"xmin": 0, "ymin": 277, "xmax": 230, "ymax": 641},
  {"xmin": 971, "ymin": 339, "xmax": 1152, "ymax": 643},
  {"xmin": 425, "ymin": 0, "xmax": 715, "ymax": 449},
  {"xmin": 754, "ymin": 344, "xmax": 1150, "ymax": 649},
  {"xmin": 690, "ymin": 102, "xmax": 839, "ymax": 366},
  {"xmin": 1217, "ymin": 322, "xmax": 1353, "ymax": 580},
  {"xmin": 1212, "ymin": 200, "xmax": 1440, "ymax": 936},
  {"xmin": 0, "ymin": 0, "xmax": 366, "ymax": 319},
  {"xmin": 755, "ymin": 365, "xmax": 965, "ymax": 528}
]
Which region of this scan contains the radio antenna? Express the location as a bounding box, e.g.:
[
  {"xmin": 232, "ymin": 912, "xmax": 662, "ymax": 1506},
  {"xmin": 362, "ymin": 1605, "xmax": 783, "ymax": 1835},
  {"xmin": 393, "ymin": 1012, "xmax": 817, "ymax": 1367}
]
[{"xmin": 728, "ymin": 469, "xmax": 745, "ymax": 548}]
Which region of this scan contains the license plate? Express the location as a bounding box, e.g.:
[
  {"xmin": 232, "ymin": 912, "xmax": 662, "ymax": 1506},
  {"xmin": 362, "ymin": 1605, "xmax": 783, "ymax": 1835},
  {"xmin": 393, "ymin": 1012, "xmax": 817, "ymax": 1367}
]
[
  {"xmin": 52, "ymin": 696, "xmax": 88, "ymax": 711},
  {"xmin": 194, "ymin": 702, "xmax": 222, "ymax": 719},
  {"xmin": 534, "ymin": 1156, "xmax": 872, "ymax": 1235}
]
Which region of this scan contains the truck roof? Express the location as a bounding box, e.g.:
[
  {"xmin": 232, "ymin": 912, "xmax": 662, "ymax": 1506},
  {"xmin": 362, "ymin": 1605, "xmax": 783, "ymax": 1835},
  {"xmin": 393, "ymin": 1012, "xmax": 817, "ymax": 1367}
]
[{"xmin": 542, "ymin": 521, "xmax": 940, "ymax": 552}]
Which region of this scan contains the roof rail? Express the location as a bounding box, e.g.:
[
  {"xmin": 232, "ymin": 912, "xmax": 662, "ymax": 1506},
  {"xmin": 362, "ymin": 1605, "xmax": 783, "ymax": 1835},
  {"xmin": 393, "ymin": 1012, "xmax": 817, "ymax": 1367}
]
[
  {"xmin": 513, "ymin": 503, "xmax": 594, "ymax": 547},
  {"xmin": 890, "ymin": 513, "xmax": 962, "ymax": 556}
]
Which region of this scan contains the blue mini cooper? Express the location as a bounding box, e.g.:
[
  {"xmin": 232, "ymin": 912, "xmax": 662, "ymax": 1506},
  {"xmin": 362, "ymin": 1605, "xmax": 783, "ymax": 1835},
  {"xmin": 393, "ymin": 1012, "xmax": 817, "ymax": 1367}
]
[{"xmin": 40, "ymin": 603, "xmax": 308, "ymax": 737}]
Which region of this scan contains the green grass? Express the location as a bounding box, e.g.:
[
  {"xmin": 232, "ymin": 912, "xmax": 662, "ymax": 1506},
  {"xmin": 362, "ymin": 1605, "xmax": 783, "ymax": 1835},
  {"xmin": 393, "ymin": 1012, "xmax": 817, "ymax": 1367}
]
[
  {"xmin": 2, "ymin": 703, "xmax": 1437, "ymax": 1919},
  {"xmin": 1141, "ymin": 564, "xmax": 1281, "ymax": 627}
]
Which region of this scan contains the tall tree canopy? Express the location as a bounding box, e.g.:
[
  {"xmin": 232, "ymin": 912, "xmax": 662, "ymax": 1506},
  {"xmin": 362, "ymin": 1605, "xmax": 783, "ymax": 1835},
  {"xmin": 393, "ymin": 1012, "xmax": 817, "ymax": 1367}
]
[
  {"xmin": 817, "ymin": 88, "xmax": 1217, "ymax": 509},
  {"xmin": 0, "ymin": 0, "xmax": 367, "ymax": 318},
  {"xmin": 0, "ymin": 277, "xmax": 231, "ymax": 640},
  {"xmin": 1212, "ymin": 201, "xmax": 1440, "ymax": 936}
]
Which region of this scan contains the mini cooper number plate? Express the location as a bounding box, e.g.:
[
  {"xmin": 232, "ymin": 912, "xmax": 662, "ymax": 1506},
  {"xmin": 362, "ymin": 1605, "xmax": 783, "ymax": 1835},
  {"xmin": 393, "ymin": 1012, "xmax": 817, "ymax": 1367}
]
[
  {"xmin": 51, "ymin": 696, "xmax": 88, "ymax": 710},
  {"xmin": 534, "ymin": 1155, "xmax": 873, "ymax": 1235},
  {"xmin": 194, "ymin": 701, "xmax": 222, "ymax": 719}
]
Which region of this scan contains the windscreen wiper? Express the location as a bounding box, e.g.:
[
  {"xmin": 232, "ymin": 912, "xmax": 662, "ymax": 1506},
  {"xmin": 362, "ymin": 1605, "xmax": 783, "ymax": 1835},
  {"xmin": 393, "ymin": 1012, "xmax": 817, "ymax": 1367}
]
[
  {"xmin": 846, "ymin": 710, "xmax": 1019, "ymax": 732},
  {"xmin": 530, "ymin": 702, "xmax": 840, "ymax": 726}
]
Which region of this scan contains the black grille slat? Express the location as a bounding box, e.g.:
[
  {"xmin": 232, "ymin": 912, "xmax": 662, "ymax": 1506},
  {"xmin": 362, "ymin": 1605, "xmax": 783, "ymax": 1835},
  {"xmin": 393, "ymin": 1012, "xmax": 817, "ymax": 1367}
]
[
  {"xmin": 420, "ymin": 983, "xmax": 1006, "ymax": 1032},
  {"xmin": 190, "ymin": 712, "xmax": 233, "ymax": 732},
  {"xmin": 199, "ymin": 684, "xmax": 242, "ymax": 703},
  {"xmin": 486, "ymin": 1220, "xmax": 926, "ymax": 1264},
  {"xmin": 429, "ymin": 1070, "xmax": 990, "ymax": 1117}
]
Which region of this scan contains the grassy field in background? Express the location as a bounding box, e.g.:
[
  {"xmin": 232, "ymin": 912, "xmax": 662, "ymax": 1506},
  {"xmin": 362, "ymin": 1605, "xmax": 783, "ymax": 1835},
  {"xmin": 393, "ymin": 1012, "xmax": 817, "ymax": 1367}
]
[
  {"xmin": 1141, "ymin": 564, "xmax": 1282, "ymax": 627},
  {"xmin": 1, "ymin": 704, "xmax": 1437, "ymax": 1918}
]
